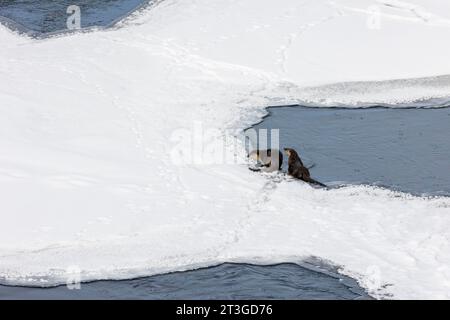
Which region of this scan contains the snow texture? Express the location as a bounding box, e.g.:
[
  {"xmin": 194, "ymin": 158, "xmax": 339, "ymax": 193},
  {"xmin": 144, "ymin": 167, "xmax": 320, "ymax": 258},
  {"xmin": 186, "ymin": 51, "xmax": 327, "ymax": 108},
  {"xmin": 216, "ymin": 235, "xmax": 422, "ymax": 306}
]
[{"xmin": 1, "ymin": 0, "xmax": 450, "ymax": 299}]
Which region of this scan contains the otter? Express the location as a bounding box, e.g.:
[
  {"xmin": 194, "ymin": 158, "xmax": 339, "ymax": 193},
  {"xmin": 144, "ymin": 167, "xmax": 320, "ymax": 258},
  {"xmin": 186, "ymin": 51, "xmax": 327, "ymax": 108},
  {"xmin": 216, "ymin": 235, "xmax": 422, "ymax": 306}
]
[
  {"xmin": 284, "ymin": 148, "xmax": 326, "ymax": 187},
  {"xmin": 248, "ymin": 149, "xmax": 283, "ymax": 173}
]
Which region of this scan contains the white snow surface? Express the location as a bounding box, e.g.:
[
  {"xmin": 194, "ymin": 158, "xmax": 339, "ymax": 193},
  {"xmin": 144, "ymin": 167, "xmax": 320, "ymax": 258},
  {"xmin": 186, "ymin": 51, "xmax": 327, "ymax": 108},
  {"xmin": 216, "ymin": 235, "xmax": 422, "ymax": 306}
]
[{"xmin": 1, "ymin": 0, "xmax": 450, "ymax": 299}]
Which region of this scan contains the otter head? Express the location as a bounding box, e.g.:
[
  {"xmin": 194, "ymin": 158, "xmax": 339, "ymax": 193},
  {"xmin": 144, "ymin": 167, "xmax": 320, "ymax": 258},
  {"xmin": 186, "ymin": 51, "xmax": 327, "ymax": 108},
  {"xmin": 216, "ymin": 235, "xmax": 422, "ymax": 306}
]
[
  {"xmin": 284, "ymin": 148, "xmax": 293, "ymax": 157},
  {"xmin": 284, "ymin": 148, "xmax": 300, "ymax": 159}
]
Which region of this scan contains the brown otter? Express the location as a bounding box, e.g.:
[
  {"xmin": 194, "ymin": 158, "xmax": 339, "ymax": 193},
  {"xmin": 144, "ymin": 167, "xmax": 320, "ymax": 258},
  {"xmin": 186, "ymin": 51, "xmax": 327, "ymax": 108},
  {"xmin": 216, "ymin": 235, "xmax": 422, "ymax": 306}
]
[
  {"xmin": 284, "ymin": 148, "xmax": 326, "ymax": 187},
  {"xmin": 248, "ymin": 149, "xmax": 283, "ymax": 173}
]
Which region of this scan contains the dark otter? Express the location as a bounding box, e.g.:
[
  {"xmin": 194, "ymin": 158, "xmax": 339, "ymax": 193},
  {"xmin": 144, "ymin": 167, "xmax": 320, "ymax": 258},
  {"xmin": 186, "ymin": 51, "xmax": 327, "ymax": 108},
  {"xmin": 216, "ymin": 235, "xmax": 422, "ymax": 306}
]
[
  {"xmin": 248, "ymin": 149, "xmax": 283, "ymax": 173},
  {"xmin": 284, "ymin": 148, "xmax": 326, "ymax": 187}
]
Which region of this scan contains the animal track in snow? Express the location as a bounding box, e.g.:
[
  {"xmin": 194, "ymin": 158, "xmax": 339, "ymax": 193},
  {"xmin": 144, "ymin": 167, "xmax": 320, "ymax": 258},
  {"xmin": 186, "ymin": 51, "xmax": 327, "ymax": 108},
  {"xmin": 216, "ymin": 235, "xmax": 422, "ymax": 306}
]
[
  {"xmin": 333, "ymin": 0, "xmax": 450, "ymax": 27},
  {"xmin": 276, "ymin": 11, "xmax": 344, "ymax": 74},
  {"xmin": 0, "ymin": 167, "xmax": 30, "ymax": 180},
  {"xmin": 45, "ymin": 174, "xmax": 99, "ymax": 188}
]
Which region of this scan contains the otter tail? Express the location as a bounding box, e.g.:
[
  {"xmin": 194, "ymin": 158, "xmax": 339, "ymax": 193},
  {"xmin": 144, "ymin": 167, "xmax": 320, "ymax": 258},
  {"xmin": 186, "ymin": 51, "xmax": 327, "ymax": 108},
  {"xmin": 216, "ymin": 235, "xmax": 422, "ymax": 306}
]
[
  {"xmin": 307, "ymin": 163, "xmax": 316, "ymax": 170},
  {"xmin": 305, "ymin": 177, "xmax": 327, "ymax": 188}
]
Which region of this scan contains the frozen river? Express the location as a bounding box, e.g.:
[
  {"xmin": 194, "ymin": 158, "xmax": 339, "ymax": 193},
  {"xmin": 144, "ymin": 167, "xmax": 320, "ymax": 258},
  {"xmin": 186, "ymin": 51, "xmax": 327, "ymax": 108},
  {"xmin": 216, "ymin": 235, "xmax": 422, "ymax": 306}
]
[
  {"xmin": 2, "ymin": 0, "xmax": 449, "ymax": 300},
  {"xmin": 0, "ymin": 0, "xmax": 373, "ymax": 300}
]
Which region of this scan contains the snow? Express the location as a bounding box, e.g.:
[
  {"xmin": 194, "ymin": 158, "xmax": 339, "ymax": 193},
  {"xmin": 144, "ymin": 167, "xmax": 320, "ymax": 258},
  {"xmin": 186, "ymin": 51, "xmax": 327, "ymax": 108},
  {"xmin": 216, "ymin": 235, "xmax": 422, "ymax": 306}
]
[{"xmin": 0, "ymin": 0, "xmax": 450, "ymax": 299}]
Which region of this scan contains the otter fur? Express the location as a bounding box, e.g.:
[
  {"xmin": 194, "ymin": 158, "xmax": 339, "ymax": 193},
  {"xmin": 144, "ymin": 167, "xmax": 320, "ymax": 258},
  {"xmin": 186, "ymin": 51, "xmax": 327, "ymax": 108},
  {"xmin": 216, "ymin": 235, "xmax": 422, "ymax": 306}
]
[
  {"xmin": 284, "ymin": 148, "xmax": 326, "ymax": 187},
  {"xmin": 248, "ymin": 149, "xmax": 283, "ymax": 173}
]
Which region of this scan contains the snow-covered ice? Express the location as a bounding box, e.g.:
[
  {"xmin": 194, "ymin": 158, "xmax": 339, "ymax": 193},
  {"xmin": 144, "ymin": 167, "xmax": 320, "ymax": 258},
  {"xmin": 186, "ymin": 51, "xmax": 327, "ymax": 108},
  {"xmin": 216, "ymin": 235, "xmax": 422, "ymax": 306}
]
[{"xmin": 0, "ymin": 0, "xmax": 450, "ymax": 299}]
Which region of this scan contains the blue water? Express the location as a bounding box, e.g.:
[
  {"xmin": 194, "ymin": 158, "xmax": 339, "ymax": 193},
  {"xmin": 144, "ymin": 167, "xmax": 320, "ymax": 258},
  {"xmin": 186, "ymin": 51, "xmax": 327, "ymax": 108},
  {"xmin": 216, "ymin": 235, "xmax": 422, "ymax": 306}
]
[
  {"xmin": 0, "ymin": 0, "xmax": 150, "ymax": 35},
  {"xmin": 0, "ymin": 263, "xmax": 371, "ymax": 300},
  {"xmin": 251, "ymin": 105, "xmax": 450, "ymax": 196}
]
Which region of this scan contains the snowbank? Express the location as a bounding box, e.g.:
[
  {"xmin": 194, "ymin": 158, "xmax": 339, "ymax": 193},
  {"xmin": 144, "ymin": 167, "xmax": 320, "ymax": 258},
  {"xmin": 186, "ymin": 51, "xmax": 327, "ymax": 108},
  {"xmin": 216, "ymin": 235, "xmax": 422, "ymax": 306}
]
[{"xmin": 0, "ymin": 0, "xmax": 449, "ymax": 299}]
